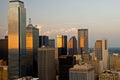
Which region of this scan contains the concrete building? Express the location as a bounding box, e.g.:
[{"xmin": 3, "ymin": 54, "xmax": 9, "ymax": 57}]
[
  {"xmin": 99, "ymin": 71, "xmax": 119, "ymax": 80},
  {"xmin": 69, "ymin": 64, "xmax": 94, "ymax": 80},
  {"xmin": 26, "ymin": 18, "xmax": 39, "ymax": 77},
  {"xmin": 49, "ymin": 39, "xmax": 55, "ymax": 48},
  {"xmin": 59, "ymin": 55, "xmax": 76, "ymax": 80},
  {"xmin": 78, "ymin": 29, "xmax": 88, "ymax": 54},
  {"xmin": 94, "ymin": 39, "xmax": 108, "ymax": 71},
  {"xmin": 38, "ymin": 47, "xmax": 56, "ymax": 80},
  {"xmin": 8, "ymin": 0, "xmax": 26, "ymax": 79},
  {"xmin": 68, "ymin": 36, "xmax": 77, "ymax": 55},
  {"xmin": 57, "ymin": 35, "xmax": 67, "ymax": 56},
  {"xmin": 39, "ymin": 36, "xmax": 49, "ymax": 48},
  {"xmin": 109, "ymin": 54, "xmax": 120, "ymax": 71}
]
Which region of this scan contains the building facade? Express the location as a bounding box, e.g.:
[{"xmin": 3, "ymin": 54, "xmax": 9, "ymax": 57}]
[
  {"xmin": 69, "ymin": 64, "xmax": 94, "ymax": 80},
  {"xmin": 49, "ymin": 39, "xmax": 55, "ymax": 48},
  {"xmin": 57, "ymin": 35, "xmax": 67, "ymax": 56},
  {"xmin": 68, "ymin": 36, "xmax": 77, "ymax": 55},
  {"xmin": 38, "ymin": 47, "xmax": 56, "ymax": 80},
  {"xmin": 39, "ymin": 36, "xmax": 49, "ymax": 48},
  {"xmin": 78, "ymin": 29, "xmax": 88, "ymax": 54},
  {"xmin": 26, "ymin": 19, "xmax": 39, "ymax": 77},
  {"xmin": 94, "ymin": 39, "xmax": 108, "ymax": 70},
  {"xmin": 8, "ymin": 0, "xmax": 26, "ymax": 79}
]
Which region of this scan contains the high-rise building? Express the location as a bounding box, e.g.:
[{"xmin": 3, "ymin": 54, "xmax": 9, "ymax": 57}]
[
  {"xmin": 38, "ymin": 47, "xmax": 56, "ymax": 80},
  {"xmin": 78, "ymin": 29, "xmax": 88, "ymax": 55},
  {"xmin": 68, "ymin": 36, "xmax": 77, "ymax": 55},
  {"xmin": 26, "ymin": 18, "xmax": 39, "ymax": 77},
  {"xmin": 69, "ymin": 64, "xmax": 94, "ymax": 80},
  {"xmin": 57, "ymin": 35, "xmax": 67, "ymax": 56},
  {"xmin": 49, "ymin": 39, "xmax": 55, "ymax": 48},
  {"xmin": 109, "ymin": 54, "xmax": 120, "ymax": 71},
  {"xmin": 94, "ymin": 39, "xmax": 108, "ymax": 70},
  {"xmin": 8, "ymin": 0, "xmax": 26, "ymax": 79},
  {"xmin": 39, "ymin": 36, "xmax": 49, "ymax": 48},
  {"xmin": 59, "ymin": 55, "xmax": 76, "ymax": 80},
  {"xmin": 0, "ymin": 39, "xmax": 8, "ymax": 64}
]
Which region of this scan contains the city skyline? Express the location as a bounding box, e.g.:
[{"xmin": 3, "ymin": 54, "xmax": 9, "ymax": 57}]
[{"xmin": 1, "ymin": 0, "xmax": 120, "ymax": 47}]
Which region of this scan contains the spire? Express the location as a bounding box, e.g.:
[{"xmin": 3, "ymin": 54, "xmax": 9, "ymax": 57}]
[{"xmin": 29, "ymin": 18, "xmax": 32, "ymax": 24}]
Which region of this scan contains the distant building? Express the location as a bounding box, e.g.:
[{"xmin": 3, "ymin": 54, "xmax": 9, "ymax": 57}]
[
  {"xmin": 94, "ymin": 39, "xmax": 108, "ymax": 70},
  {"xmin": 57, "ymin": 35, "xmax": 67, "ymax": 56},
  {"xmin": 38, "ymin": 47, "xmax": 56, "ymax": 80},
  {"xmin": 49, "ymin": 39, "xmax": 55, "ymax": 48},
  {"xmin": 59, "ymin": 55, "xmax": 76, "ymax": 80},
  {"xmin": 90, "ymin": 60, "xmax": 104, "ymax": 79},
  {"xmin": 0, "ymin": 39, "xmax": 8, "ymax": 63},
  {"xmin": 0, "ymin": 66, "xmax": 8, "ymax": 80},
  {"xmin": 78, "ymin": 29, "xmax": 88, "ymax": 54},
  {"xmin": 26, "ymin": 18, "xmax": 39, "ymax": 77},
  {"xmin": 109, "ymin": 54, "xmax": 120, "ymax": 71},
  {"xmin": 39, "ymin": 36, "xmax": 49, "ymax": 48},
  {"xmin": 99, "ymin": 71, "xmax": 119, "ymax": 80},
  {"xmin": 69, "ymin": 64, "xmax": 94, "ymax": 80},
  {"xmin": 68, "ymin": 36, "xmax": 77, "ymax": 55}
]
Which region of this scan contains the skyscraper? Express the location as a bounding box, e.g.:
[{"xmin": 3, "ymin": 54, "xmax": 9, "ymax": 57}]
[
  {"xmin": 78, "ymin": 29, "xmax": 88, "ymax": 54},
  {"xmin": 94, "ymin": 39, "xmax": 108, "ymax": 70},
  {"xmin": 68, "ymin": 36, "xmax": 77, "ymax": 55},
  {"xmin": 57, "ymin": 35, "xmax": 67, "ymax": 56},
  {"xmin": 26, "ymin": 18, "xmax": 39, "ymax": 77},
  {"xmin": 38, "ymin": 47, "xmax": 56, "ymax": 80},
  {"xmin": 39, "ymin": 36, "xmax": 49, "ymax": 48},
  {"xmin": 8, "ymin": 0, "xmax": 26, "ymax": 79},
  {"xmin": 49, "ymin": 39, "xmax": 55, "ymax": 48}
]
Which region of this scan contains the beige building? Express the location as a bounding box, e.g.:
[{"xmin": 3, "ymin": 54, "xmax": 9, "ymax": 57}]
[
  {"xmin": 94, "ymin": 39, "xmax": 108, "ymax": 71},
  {"xmin": 109, "ymin": 54, "xmax": 120, "ymax": 71},
  {"xmin": 69, "ymin": 64, "xmax": 94, "ymax": 80},
  {"xmin": 99, "ymin": 71, "xmax": 119, "ymax": 80}
]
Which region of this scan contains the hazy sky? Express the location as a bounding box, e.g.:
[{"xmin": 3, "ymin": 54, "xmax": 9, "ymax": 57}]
[{"xmin": 0, "ymin": 0, "xmax": 120, "ymax": 48}]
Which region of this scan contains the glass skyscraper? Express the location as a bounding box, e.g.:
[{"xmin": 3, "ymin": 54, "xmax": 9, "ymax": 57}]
[
  {"xmin": 8, "ymin": 0, "xmax": 26, "ymax": 79},
  {"xmin": 78, "ymin": 29, "xmax": 88, "ymax": 54}
]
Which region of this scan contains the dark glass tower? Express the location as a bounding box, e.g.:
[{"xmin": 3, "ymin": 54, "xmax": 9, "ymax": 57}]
[{"xmin": 8, "ymin": 0, "xmax": 26, "ymax": 79}]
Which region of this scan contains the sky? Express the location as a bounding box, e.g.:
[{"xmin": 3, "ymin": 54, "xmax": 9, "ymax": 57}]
[{"xmin": 0, "ymin": 0, "xmax": 120, "ymax": 48}]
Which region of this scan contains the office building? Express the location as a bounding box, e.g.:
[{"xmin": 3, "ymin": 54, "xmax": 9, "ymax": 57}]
[
  {"xmin": 0, "ymin": 66, "xmax": 8, "ymax": 80},
  {"xmin": 38, "ymin": 47, "xmax": 56, "ymax": 80},
  {"xmin": 49, "ymin": 39, "xmax": 55, "ymax": 48},
  {"xmin": 68, "ymin": 36, "xmax": 77, "ymax": 55},
  {"xmin": 57, "ymin": 35, "xmax": 67, "ymax": 56},
  {"xmin": 0, "ymin": 39, "xmax": 8, "ymax": 63},
  {"xmin": 8, "ymin": 0, "xmax": 26, "ymax": 79},
  {"xmin": 99, "ymin": 71, "xmax": 119, "ymax": 80},
  {"xmin": 26, "ymin": 18, "xmax": 39, "ymax": 77},
  {"xmin": 78, "ymin": 29, "xmax": 88, "ymax": 54},
  {"xmin": 39, "ymin": 36, "xmax": 49, "ymax": 48},
  {"xmin": 69, "ymin": 64, "xmax": 94, "ymax": 80},
  {"xmin": 109, "ymin": 54, "xmax": 120, "ymax": 71},
  {"xmin": 94, "ymin": 39, "xmax": 108, "ymax": 70},
  {"xmin": 59, "ymin": 55, "xmax": 76, "ymax": 80}
]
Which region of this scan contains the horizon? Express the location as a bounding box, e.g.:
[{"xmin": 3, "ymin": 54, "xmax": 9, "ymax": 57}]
[{"xmin": 0, "ymin": 0, "xmax": 120, "ymax": 47}]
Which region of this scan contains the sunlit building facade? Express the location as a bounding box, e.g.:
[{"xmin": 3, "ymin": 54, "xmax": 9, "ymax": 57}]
[
  {"xmin": 26, "ymin": 19, "xmax": 39, "ymax": 77},
  {"xmin": 68, "ymin": 36, "xmax": 77, "ymax": 55},
  {"xmin": 78, "ymin": 29, "xmax": 88, "ymax": 55},
  {"xmin": 94, "ymin": 39, "xmax": 108, "ymax": 70},
  {"xmin": 57, "ymin": 35, "xmax": 67, "ymax": 56},
  {"xmin": 8, "ymin": 0, "xmax": 26, "ymax": 79}
]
